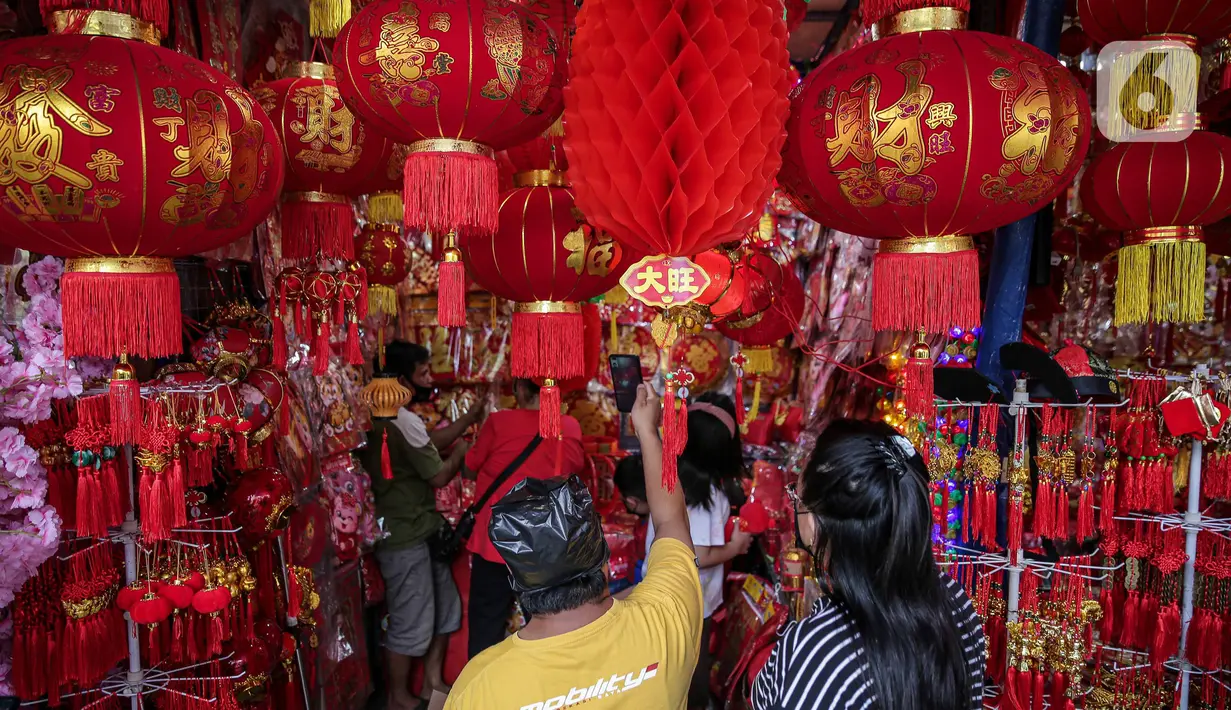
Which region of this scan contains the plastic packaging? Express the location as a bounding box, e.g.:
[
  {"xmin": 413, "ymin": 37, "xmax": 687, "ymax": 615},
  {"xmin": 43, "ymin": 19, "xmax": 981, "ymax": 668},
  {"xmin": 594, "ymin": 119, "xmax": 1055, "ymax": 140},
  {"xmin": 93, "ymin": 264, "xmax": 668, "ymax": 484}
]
[{"xmin": 490, "ymin": 475, "xmax": 609, "ymax": 592}]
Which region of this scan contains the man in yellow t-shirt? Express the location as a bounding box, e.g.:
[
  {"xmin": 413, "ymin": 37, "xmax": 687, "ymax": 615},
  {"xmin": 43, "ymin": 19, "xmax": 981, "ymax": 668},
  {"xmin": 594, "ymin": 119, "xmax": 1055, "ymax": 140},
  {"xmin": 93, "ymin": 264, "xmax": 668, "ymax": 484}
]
[{"xmin": 445, "ymin": 385, "xmax": 703, "ymax": 710}]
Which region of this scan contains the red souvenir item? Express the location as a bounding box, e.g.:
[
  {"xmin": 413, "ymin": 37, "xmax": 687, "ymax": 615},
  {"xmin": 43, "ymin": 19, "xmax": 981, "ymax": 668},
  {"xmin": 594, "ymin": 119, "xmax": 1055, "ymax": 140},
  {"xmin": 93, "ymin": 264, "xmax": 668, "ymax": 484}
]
[
  {"xmin": 1077, "ymin": 0, "xmax": 1231, "ymax": 45},
  {"xmin": 354, "ymin": 224, "xmax": 409, "ymax": 317},
  {"xmin": 719, "ymin": 267, "xmax": 804, "ymax": 430},
  {"xmin": 1080, "ymin": 131, "xmax": 1231, "ymax": 325},
  {"xmin": 0, "ymin": 13, "xmax": 284, "ymax": 359},
  {"xmin": 503, "ymin": 0, "xmax": 579, "ymax": 147},
  {"xmin": 254, "ymin": 61, "xmax": 392, "ymax": 260},
  {"xmin": 780, "ymin": 0, "xmax": 1090, "ymax": 334},
  {"xmin": 565, "ymin": 0, "xmax": 790, "ymax": 257},
  {"xmin": 191, "ymin": 325, "xmax": 271, "ymax": 382},
  {"xmin": 227, "ymin": 466, "xmax": 295, "ymax": 543},
  {"xmin": 333, "ymin": 0, "xmax": 564, "ymax": 326}
]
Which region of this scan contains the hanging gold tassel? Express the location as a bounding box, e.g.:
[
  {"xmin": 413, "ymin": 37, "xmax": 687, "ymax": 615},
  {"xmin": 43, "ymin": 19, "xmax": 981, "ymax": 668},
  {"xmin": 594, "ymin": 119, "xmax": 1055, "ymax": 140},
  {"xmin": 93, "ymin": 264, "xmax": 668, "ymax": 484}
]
[
  {"xmin": 743, "ymin": 346, "xmax": 776, "ymax": 375},
  {"xmin": 609, "ymin": 318, "xmax": 619, "ymax": 355},
  {"xmin": 309, "ymin": 0, "xmax": 351, "ymax": 39},
  {"xmin": 370, "ymin": 285, "xmax": 399, "ymax": 318},
  {"xmin": 367, "ymin": 192, "xmax": 404, "ymax": 226},
  {"xmin": 1114, "ymin": 228, "xmax": 1206, "ymax": 325},
  {"xmin": 742, "ymin": 378, "xmax": 763, "ymax": 433}
]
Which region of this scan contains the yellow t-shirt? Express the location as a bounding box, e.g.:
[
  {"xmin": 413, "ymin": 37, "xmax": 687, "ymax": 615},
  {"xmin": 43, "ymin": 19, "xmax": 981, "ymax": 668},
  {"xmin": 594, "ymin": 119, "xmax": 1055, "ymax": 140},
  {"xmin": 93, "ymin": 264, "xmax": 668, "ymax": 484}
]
[{"xmin": 445, "ymin": 537, "xmax": 703, "ymax": 710}]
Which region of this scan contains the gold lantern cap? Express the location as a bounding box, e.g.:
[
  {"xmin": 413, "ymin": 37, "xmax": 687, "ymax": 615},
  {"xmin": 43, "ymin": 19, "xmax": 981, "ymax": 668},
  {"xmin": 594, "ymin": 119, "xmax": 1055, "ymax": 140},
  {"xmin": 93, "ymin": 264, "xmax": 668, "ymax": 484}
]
[
  {"xmin": 283, "ymin": 61, "xmax": 335, "ymax": 81},
  {"xmin": 48, "ymin": 9, "xmax": 161, "ymax": 45}
]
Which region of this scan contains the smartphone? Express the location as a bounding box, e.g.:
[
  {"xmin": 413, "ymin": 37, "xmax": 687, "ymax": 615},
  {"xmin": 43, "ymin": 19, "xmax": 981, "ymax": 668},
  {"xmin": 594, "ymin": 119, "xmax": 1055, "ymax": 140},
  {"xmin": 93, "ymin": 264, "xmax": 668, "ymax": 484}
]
[{"xmin": 609, "ymin": 354, "xmax": 644, "ymax": 413}]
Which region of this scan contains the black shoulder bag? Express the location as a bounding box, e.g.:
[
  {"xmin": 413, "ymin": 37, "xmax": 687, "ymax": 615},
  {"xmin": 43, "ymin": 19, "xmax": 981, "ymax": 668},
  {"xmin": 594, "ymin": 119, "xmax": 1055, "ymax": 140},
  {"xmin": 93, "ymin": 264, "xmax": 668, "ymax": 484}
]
[{"xmin": 427, "ymin": 435, "xmax": 543, "ymax": 562}]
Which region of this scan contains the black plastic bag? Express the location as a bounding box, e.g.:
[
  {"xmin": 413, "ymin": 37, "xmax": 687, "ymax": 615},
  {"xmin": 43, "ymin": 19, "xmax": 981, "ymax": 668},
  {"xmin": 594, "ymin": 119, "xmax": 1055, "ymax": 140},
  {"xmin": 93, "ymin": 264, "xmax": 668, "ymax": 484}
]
[{"xmin": 489, "ymin": 474, "xmax": 609, "ymax": 592}]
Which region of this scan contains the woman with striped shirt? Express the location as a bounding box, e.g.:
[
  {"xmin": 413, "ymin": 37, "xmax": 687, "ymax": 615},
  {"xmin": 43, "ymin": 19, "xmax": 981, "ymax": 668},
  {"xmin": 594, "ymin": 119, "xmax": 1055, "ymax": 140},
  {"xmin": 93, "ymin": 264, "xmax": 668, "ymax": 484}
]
[{"xmin": 752, "ymin": 420, "xmax": 985, "ymax": 710}]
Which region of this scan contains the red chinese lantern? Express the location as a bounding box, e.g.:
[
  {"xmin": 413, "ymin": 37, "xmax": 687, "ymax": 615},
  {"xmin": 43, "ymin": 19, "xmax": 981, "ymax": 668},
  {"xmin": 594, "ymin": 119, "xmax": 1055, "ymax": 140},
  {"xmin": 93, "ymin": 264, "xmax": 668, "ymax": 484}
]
[
  {"xmin": 1077, "ymin": 0, "xmax": 1231, "ymax": 46},
  {"xmin": 253, "ymin": 61, "xmax": 392, "ymax": 260},
  {"xmin": 780, "ymin": 0, "xmax": 1091, "ymax": 335},
  {"xmin": 503, "ymin": 0, "xmax": 578, "ymax": 146},
  {"xmin": 463, "ymin": 170, "xmax": 638, "ymax": 436},
  {"xmin": 564, "ymin": 0, "xmax": 790, "ymax": 259},
  {"xmin": 355, "ymin": 224, "xmax": 409, "ymax": 317},
  {"xmin": 333, "ymin": 0, "xmax": 564, "ymax": 326},
  {"xmin": 717, "ymin": 265, "xmax": 804, "ymax": 430},
  {"xmin": 0, "ymin": 11, "xmax": 284, "ymax": 359},
  {"xmin": 357, "ymin": 141, "xmax": 411, "ymax": 226},
  {"xmin": 1081, "ymin": 130, "xmax": 1231, "ymax": 324}
]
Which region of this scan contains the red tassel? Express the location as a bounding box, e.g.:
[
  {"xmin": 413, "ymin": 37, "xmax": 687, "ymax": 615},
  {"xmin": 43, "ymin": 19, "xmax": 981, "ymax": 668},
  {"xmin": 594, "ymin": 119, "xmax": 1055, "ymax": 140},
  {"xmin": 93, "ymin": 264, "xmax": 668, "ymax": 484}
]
[
  {"xmin": 1033, "ymin": 477, "xmax": 1053, "ymax": 537},
  {"xmin": 76, "ymin": 465, "xmax": 104, "ymax": 537},
  {"xmin": 1053, "ymin": 482, "xmax": 1069, "ymax": 539},
  {"xmin": 902, "ymin": 344, "xmax": 935, "ymax": 422},
  {"xmin": 233, "ymin": 434, "xmax": 249, "ymax": 471},
  {"xmin": 661, "ymin": 390, "xmax": 688, "ymax": 492},
  {"xmin": 1120, "ymin": 591, "xmax": 1140, "ymax": 647},
  {"xmin": 312, "ymin": 322, "xmax": 331, "ymax": 376},
  {"xmin": 171, "ymin": 613, "xmax": 185, "ymax": 664},
  {"xmin": 1007, "ymin": 490, "xmax": 1024, "ymax": 564},
  {"xmin": 1005, "ymin": 667, "xmax": 1024, "ymax": 710},
  {"xmin": 62, "ymin": 265, "xmax": 181, "ymax": 358},
  {"xmin": 1016, "ymin": 666, "xmax": 1033, "ymax": 710},
  {"xmin": 281, "ymin": 196, "xmax": 355, "ymax": 261},
  {"xmin": 381, "ymin": 430, "xmax": 393, "ymax": 480},
  {"xmin": 1077, "ymin": 485, "xmax": 1095, "ymax": 541},
  {"xmin": 734, "ymin": 376, "xmax": 745, "ymax": 429},
  {"xmin": 1189, "ymin": 609, "xmax": 1208, "ymax": 667},
  {"xmin": 1031, "ymin": 670, "xmax": 1044, "ymax": 710},
  {"xmin": 143, "ymin": 471, "xmax": 170, "ymax": 542},
  {"xmin": 1204, "ymin": 611, "xmax": 1224, "ymax": 669},
  {"xmin": 1100, "ymin": 475, "xmax": 1117, "ymax": 534},
  {"xmin": 539, "ymin": 383, "xmax": 562, "ymax": 440},
  {"xmin": 1099, "ymin": 586, "xmax": 1115, "ymax": 644},
  {"xmin": 403, "ymin": 150, "xmax": 499, "ymax": 238},
  {"xmin": 437, "ymin": 258, "xmax": 466, "ymax": 328},
  {"xmin": 511, "ymin": 309, "xmax": 585, "ymax": 380},
  {"xmin": 108, "ymin": 360, "xmax": 141, "ymax": 445},
  {"xmin": 1152, "ymin": 603, "xmax": 1180, "ymax": 668},
  {"xmin": 871, "ymin": 248, "xmax": 981, "ymax": 333},
  {"xmin": 345, "ymin": 317, "xmax": 364, "ymax": 365},
  {"xmin": 101, "ymin": 455, "xmax": 124, "ymax": 526},
  {"xmin": 168, "ymin": 455, "xmax": 187, "ymax": 527},
  {"xmin": 1051, "ymin": 672, "xmax": 1067, "ymax": 710},
  {"xmin": 273, "ymin": 313, "xmax": 288, "ymax": 369},
  {"xmin": 288, "ymin": 571, "xmax": 303, "ymax": 620},
  {"xmin": 207, "ymin": 613, "xmax": 224, "ymax": 656}
]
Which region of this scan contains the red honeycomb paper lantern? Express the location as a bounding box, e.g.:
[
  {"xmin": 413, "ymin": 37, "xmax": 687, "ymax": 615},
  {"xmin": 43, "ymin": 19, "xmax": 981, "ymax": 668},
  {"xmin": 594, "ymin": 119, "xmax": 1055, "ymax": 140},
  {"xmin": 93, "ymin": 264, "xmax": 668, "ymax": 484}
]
[
  {"xmin": 1081, "ymin": 130, "xmax": 1231, "ymax": 325},
  {"xmin": 780, "ymin": 2, "xmax": 1090, "ymax": 335},
  {"xmin": 333, "ymin": 0, "xmax": 564, "ymax": 326},
  {"xmin": 254, "ymin": 61, "xmax": 393, "ymax": 260},
  {"xmin": 0, "ymin": 13, "xmax": 284, "ymax": 358},
  {"xmin": 564, "ymin": 0, "xmax": 791, "ymax": 258},
  {"xmin": 1077, "ymin": 0, "xmax": 1231, "ymax": 46}
]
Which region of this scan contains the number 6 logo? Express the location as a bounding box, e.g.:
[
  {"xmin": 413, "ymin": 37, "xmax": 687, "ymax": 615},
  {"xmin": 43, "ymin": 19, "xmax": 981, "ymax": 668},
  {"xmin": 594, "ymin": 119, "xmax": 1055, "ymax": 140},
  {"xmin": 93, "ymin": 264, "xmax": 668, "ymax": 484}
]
[{"xmin": 1097, "ymin": 40, "xmax": 1198, "ymax": 143}]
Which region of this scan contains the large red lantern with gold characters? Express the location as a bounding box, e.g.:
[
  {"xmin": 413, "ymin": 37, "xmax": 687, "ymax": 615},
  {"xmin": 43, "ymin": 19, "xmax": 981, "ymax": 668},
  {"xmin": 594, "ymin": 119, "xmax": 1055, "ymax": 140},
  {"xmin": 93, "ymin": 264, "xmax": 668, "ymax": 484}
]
[
  {"xmin": 254, "ymin": 61, "xmax": 392, "ymax": 261},
  {"xmin": 0, "ymin": 11, "xmax": 284, "ymax": 359},
  {"xmin": 780, "ymin": 0, "xmax": 1091, "ymax": 335},
  {"xmin": 333, "ymin": 0, "xmax": 563, "ymax": 327},
  {"xmin": 1081, "ymin": 130, "xmax": 1231, "ymax": 325}
]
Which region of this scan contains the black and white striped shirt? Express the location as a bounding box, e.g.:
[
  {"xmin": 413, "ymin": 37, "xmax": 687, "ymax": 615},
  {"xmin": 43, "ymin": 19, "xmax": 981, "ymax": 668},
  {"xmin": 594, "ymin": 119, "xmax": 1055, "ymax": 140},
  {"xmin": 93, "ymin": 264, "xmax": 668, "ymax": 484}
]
[{"xmin": 751, "ymin": 574, "xmax": 985, "ymax": 710}]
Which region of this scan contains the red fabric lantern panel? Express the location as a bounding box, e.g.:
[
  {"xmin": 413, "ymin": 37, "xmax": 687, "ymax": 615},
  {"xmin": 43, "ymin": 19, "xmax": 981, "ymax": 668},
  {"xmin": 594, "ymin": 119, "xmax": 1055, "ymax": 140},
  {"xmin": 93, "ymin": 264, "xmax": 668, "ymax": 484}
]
[
  {"xmin": 333, "ymin": 0, "xmax": 563, "ymax": 239},
  {"xmin": 1077, "ymin": 0, "xmax": 1231, "ymax": 46},
  {"xmin": 254, "ymin": 62, "xmax": 391, "ymax": 260},
  {"xmin": 502, "ymin": 0, "xmax": 578, "ymax": 147},
  {"xmin": 564, "ymin": 0, "xmax": 791, "ymax": 257},
  {"xmin": 716, "ymin": 266, "xmax": 804, "ymax": 347},
  {"xmin": 1081, "ymin": 130, "xmax": 1231, "ymax": 325},
  {"xmin": 463, "ymin": 178, "xmax": 640, "ymax": 381},
  {"xmin": 0, "ymin": 29, "xmax": 284, "ymax": 358},
  {"xmin": 781, "ymin": 21, "xmax": 1090, "ymax": 334}
]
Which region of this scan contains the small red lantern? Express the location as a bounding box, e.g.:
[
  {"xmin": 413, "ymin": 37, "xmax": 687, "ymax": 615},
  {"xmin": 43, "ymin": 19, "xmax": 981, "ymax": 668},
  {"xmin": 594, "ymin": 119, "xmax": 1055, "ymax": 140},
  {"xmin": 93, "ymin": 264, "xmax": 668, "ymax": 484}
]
[
  {"xmin": 780, "ymin": 0, "xmax": 1090, "ymax": 335},
  {"xmin": 254, "ymin": 61, "xmax": 393, "ymax": 260},
  {"xmin": 464, "ymin": 171, "xmax": 637, "ymax": 435},
  {"xmin": 333, "ymin": 0, "xmax": 564, "ymax": 326},
  {"xmin": 355, "ymin": 225, "xmax": 409, "ymax": 317},
  {"xmin": 227, "ymin": 466, "xmax": 295, "ymax": 544},
  {"xmin": 0, "ymin": 12, "xmax": 284, "ymax": 358},
  {"xmin": 1081, "ymin": 130, "xmax": 1231, "ymax": 324}
]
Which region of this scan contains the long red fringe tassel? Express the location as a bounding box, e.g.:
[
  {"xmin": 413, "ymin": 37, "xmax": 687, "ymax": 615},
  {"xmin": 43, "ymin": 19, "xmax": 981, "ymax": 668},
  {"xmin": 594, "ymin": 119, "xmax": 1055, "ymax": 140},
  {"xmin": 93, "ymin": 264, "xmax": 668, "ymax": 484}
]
[
  {"xmin": 403, "ymin": 151, "xmax": 499, "ymax": 238},
  {"xmin": 1007, "ymin": 490, "xmax": 1024, "ymax": 564},
  {"xmin": 1077, "ymin": 484, "xmax": 1095, "ymax": 540},
  {"xmin": 381, "ymin": 430, "xmax": 393, "ymax": 480},
  {"xmin": 281, "ymin": 197, "xmax": 355, "ymax": 261},
  {"xmin": 62, "ymin": 269, "xmax": 181, "ymax": 358},
  {"xmin": 1030, "ymin": 670, "xmax": 1043, "ymax": 710},
  {"xmin": 1152, "ymin": 602, "xmax": 1180, "ymax": 668},
  {"xmin": 903, "ymin": 353, "xmax": 935, "ymax": 422},
  {"xmin": 661, "ymin": 392, "xmax": 689, "ymax": 493},
  {"xmin": 312, "ymin": 321, "xmax": 332, "ymax": 376},
  {"xmin": 539, "ymin": 383, "xmax": 562, "ymax": 440},
  {"xmin": 511, "ymin": 309, "xmax": 585, "ymax": 380},
  {"xmin": 871, "ymin": 249, "xmax": 981, "ymax": 333},
  {"xmin": 101, "ymin": 454, "xmax": 124, "ymax": 525},
  {"xmin": 108, "ymin": 378, "xmax": 141, "ymax": 445},
  {"xmin": 437, "ymin": 259, "xmax": 466, "ymax": 328},
  {"xmin": 76, "ymin": 464, "xmax": 105, "ymax": 537}
]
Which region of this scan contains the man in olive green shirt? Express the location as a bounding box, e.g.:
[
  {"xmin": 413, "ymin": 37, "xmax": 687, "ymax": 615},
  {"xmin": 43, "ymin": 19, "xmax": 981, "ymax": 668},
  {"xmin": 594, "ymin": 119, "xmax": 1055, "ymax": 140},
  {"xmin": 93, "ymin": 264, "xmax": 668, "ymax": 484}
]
[{"xmin": 358, "ymin": 416, "xmax": 467, "ymax": 710}]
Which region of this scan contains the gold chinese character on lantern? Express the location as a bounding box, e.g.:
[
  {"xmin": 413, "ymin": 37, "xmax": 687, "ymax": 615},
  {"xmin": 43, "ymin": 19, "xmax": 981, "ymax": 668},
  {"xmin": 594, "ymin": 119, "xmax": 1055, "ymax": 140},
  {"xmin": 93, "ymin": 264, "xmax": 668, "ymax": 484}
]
[
  {"xmin": 290, "ymin": 85, "xmax": 359, "ymax": 171},
  {"xmin": 564, "ymin": 224, "xmax": 619, "ymax": 277},
  {"xmin": 619, "ymin": 255, "xmax": 712, "ymax": 309}
]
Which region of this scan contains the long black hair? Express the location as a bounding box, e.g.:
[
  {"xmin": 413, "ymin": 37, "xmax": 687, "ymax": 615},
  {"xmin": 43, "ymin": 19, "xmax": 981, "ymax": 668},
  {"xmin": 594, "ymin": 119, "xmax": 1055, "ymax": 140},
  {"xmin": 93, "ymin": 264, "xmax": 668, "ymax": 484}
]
[
  {"xmin": 799, "ymin": 419, "xmax": 970, "ymax": 710},
  {"xmin": 678, "ymin": 392, "xmax": 746, "ymax": 510}
]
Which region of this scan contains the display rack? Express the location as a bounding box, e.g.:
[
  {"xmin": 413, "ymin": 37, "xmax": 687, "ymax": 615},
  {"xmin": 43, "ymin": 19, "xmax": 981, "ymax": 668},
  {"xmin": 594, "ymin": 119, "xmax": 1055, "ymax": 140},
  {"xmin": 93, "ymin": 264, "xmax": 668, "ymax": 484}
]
[{"xmin": 19, "ymin": 379, "xmax": 309, "ymax": 710}]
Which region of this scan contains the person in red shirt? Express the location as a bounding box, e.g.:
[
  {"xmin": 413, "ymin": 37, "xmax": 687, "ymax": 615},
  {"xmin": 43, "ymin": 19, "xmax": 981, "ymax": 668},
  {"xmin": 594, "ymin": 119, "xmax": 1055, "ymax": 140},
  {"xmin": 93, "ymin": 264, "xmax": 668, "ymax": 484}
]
[{"xmin": 462, "ymin": 379, "xmax": 586, "ymax": 658}]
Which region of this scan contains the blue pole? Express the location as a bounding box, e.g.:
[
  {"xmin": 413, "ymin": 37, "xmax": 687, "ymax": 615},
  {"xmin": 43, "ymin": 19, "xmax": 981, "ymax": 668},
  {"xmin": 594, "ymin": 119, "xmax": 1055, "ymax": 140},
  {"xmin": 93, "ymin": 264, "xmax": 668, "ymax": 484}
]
[{"xmin": 974, "ymin": 0, "xmax": 1066, "ymax": 395}]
